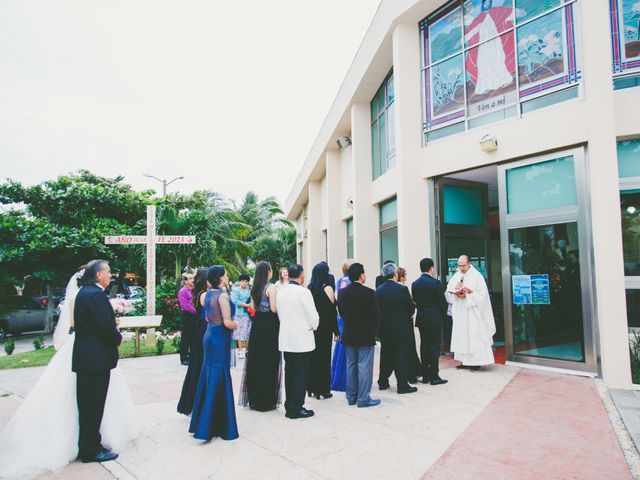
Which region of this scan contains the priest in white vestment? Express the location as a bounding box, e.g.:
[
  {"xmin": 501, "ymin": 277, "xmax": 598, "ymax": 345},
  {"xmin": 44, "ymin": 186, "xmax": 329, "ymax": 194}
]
[{"xmin": 447, "ymin": 255, "xmax": 495, "ymax": 368}]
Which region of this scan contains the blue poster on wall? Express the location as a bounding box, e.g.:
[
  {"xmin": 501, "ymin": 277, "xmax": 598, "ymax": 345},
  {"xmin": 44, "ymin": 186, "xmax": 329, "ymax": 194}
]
[
  {"xmin": 531, "ymin": 274, "xmax": 550, "ymax": 305},
  {"xmin": 512, "ymin": 275, "xmax": 532, "ymax": 305}
]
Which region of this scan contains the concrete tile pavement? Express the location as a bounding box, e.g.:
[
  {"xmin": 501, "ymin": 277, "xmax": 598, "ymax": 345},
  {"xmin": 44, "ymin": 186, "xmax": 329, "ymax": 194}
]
[{"xmin": 0, "ymin": 350, "xmax": 635, "ymax": 479}]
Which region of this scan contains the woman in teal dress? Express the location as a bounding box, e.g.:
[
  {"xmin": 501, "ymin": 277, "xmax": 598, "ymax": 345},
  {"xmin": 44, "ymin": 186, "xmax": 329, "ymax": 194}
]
[{"xmin": 189, "ymin": 266, "xmax": 239, "ymax": 441}]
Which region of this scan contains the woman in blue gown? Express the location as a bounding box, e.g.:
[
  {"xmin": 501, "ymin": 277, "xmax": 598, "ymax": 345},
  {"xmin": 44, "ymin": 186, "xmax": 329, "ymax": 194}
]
[
  {"xmin": 189, "ymin": 266, "xmax": 239, "ymax": 441},
  {"xmin": 330, "ymin": 259, "xmax": 352, "ymax": 392}
]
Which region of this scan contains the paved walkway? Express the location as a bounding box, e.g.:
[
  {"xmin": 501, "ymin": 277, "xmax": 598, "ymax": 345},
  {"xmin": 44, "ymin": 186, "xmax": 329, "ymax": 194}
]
[{"xmin": 0, "ymin": 351, "xmax": 633, "ymax": 479}]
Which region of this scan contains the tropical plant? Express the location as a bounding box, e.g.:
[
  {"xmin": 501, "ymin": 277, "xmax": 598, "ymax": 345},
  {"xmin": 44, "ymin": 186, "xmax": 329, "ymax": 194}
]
[{"xmin": 252, "ymin": 226, "xmax": 297, "ymax": 272}]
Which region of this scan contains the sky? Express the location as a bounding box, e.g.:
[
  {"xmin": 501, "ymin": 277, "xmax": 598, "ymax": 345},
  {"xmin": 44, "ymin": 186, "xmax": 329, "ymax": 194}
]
[{"xmin": 0, "ymin": 0, "xmax": 381, "ymax": 206}]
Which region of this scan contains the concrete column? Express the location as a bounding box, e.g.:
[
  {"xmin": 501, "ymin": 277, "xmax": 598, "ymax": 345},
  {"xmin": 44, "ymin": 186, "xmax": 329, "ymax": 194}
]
[
  {"xmin": 392, "ymin": 22, "xmax": 432, "ymax": 283},
  {"xmin": 306, "ymin": 181, "xmax": 324, "ymax": 274},
  {"xmin": 351, "ymin": 102, "xmax": 379, "ymax": 287},
  {"xmin": 581, "ymin": 0, "xmax": 631, "ymax": 387},
  {"xmin": 326, "ymin": 150, "xmax": 346, "ymax": 277}
]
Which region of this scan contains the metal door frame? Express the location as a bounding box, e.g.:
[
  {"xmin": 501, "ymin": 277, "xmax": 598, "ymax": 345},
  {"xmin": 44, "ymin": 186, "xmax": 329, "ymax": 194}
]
[
  {"xmin": 434, "ymin": 177, "xmax": 490, "ymax": 282},
  {"xmin": 497, "ymin": 147, "xmax": 598, "ymax": 374}
]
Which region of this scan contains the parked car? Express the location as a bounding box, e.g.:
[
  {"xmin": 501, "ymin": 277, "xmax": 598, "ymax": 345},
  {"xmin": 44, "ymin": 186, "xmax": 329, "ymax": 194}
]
[{"xmin": 0, "ymin": 296, "xmax": 50, "ymax": 340}]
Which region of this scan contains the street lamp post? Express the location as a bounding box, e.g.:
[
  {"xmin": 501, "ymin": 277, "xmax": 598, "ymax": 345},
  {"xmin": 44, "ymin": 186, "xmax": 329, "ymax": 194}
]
[{"xmin": 143, "ymin": 173, "xmax": 184, "ymax": 196}]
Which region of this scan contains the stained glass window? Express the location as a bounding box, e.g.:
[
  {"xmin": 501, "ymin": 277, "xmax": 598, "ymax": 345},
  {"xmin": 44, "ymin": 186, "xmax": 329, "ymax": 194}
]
[
  {"xmin": 610, "ymin": 0, "xmax": 640, "ymax": 76},
  {"xmin": 371, "ymin": 72, "xmax": 396, "ymax": 179},
  {"xmin": 421, "ymin": 0, "xmax": 581, "ymax": 137}
]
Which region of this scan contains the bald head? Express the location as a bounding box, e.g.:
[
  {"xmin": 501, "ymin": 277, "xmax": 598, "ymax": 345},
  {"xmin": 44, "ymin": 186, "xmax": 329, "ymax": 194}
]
[{"xmin": 457, "ymin": 255, "xmax": 471, "ymax": 274}]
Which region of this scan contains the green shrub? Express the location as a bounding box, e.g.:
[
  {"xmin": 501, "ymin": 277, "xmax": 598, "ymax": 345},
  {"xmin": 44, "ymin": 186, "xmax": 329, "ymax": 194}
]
[
  {"xmin": 172, "ymin": 335, "xmax": 181, "ymax": 351},
  {"xmin": 33, "ymin": 334, "xmax": 45, "ymax": 350},
  {"xmin": 156, "ymin": 336, "xmax": 165, "ymax": 355},
  {"xmin": 4, "ymin": 338, "xmax": 15, "ymax": 355}
]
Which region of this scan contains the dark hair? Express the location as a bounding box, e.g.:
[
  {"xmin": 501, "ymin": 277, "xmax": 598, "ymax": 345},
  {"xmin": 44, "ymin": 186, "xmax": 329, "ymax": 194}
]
[
  {"xmin": 308, "ymin": 262, "xmax": 330, "ymax": 296},
  {"xmin": 238, "ymin": 274, "xmax": 250, "ymax": 282},
  {"xmin": 192, "ymin": 268, "xmax": 208, "ymax": 309},
  {"xmin": 347, "ymin": 263, "xmax": 365, "ymax": 282},
  {"xmin": 383, "ymin": 259, "xmax": 394, "ymax": 265},
  {"xmin": 251, "ymin": 261, "xmax": 272, "ymax": 307},
  {"xmin": 287, "ymin": 263, "xmax": 303, "ymax": 280},
  {"xmin": 78, "ymin": 259, "xmax": 109, "ymax": 287},
  {"xmin": 207, "ymin": 265, "xmax": 226, "ymax": 289},
  {"xmin": 420, "ymin": 258, "xmax": 434, "ymax": 273}
]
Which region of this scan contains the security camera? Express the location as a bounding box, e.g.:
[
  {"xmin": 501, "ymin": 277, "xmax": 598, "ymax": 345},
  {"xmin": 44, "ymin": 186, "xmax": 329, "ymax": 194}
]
[
  {"xmin": 347, "ymin": 197, "xmax": 354, "ymax": 207},
  {"xmin": 337, "ymin": 136, "xmax": 352, "ymax": 150}
]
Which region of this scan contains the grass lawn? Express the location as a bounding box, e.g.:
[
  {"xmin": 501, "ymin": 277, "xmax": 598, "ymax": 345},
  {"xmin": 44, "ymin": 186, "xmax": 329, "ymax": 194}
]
[{"xmin": 0, "ymin": 339, "xmax": 178, "ymax": 370}]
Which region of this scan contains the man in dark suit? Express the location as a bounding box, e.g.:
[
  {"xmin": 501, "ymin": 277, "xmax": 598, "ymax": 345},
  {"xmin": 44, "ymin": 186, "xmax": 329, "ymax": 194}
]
[
  {"xmin": 411, "ymin": 258, "xmax": 448, "ymax": 386},
  {"xmin": 375, "ymin": 260, "xmax": 395, "ymax": 289},
  {"xmin": 338, "ymin": 263, "xmax": 381, "ymax": 408},
  {"xmin": 73, "ymin": 260, "xmax": 122, "ymax": 463},
  {"xmin": 376, "ymin": 263, "xmax": 417, "ymax": 394}
]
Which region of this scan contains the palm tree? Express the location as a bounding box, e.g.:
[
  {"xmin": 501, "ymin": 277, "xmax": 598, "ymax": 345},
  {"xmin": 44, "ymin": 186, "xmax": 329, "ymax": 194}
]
[
  {"xmin": 234, "ymin": 192, "xmax": 292, "ymax": 265},
  {"xmin": 252, "ymin": 226, "xmax": 297, "ymax": 272}
]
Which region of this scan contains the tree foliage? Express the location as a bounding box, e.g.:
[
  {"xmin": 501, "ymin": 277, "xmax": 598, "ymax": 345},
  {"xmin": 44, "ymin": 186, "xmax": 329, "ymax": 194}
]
[{"xmin": 0, "ymin": 172, "xmax": 293, "ymax": 290}]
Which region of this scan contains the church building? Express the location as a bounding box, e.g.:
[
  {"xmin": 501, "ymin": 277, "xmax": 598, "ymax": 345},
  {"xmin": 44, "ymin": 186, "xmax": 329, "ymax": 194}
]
[{"xmin": 285, "ymin": 0, "xmax": 640, "ymax": 388}]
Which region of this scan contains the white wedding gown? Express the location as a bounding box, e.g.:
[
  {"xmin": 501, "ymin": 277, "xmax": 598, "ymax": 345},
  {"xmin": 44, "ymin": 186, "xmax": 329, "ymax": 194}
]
[{"xmin": 0, "ymin": 273, "xmax": 138, "ymax": 479}]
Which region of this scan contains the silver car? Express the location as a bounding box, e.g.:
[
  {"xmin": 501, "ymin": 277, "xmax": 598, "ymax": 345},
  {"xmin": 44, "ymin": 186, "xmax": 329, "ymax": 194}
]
[{"xmin": 0, "ymin": 297, "xmax": 49, "ymax": 340}]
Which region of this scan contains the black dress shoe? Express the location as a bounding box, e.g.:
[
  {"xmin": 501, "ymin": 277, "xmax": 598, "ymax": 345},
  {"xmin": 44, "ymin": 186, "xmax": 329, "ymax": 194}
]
[
  {"xmin": 378, "ymin": 382, "xmax": 390, "ymax": 390},
  {"xmin": 314, "ymin": 392, "xmax": 333, "ymax": 399},
  {"xmin": 100, "ymin": 445, "xmax": 112, "ymax": 453},
  {"xmin": 430, "ymin": 377, "xmax": 448, "ymax": 386},
  {"xmin": 285, "ymin": 408, "xmax": 315, "ymax": 419},
  {"xmin": 408, "ymin": 378, "xmax": 418, "ymax": 384},
  {"xmin": 81, "ymin": 451, "xmax": 119, "ymax": 463},
  {"xmin": 397, "ymin": 385, "xmax": 418, "ymax": 394}
]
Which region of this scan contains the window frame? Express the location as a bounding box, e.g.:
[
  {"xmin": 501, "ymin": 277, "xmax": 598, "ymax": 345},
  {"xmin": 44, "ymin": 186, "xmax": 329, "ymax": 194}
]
[{"xmin": 371, "ymin": 70, "xmax": 396, "ymax": 179}]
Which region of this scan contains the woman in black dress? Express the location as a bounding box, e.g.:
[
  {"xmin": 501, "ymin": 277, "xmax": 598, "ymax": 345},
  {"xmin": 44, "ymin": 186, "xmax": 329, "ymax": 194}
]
[
  {"xmin": 238, "ymin": 261, "xmax": 282, "ymax": 411},
  {"xmin": 177, "ymin": 268, "xmax": 209, "ymax": 415},
  {"xmin": 307, "ymin": 262, "xmax": 338, "ymax": 399}
]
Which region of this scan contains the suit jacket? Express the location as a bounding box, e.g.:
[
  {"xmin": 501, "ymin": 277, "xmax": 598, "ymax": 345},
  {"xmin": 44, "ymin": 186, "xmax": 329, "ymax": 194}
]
[
  {"xmin": 338, "ymin": 282, "xmax": 380, "ymax": 347},
  {"xmin": 376, "ymin": 280, "xmax": 416, "ymax": 343},
  {"xmin": 72, "ymin": 284, "xmax": 122, "ymax": 373},
  {"xmin": 411, "ymin": 273, "xmax": 448, "ymax": 329},
  {"xmin": 375, "ymin": 275, "xmax": 384, "ymax": 289}
]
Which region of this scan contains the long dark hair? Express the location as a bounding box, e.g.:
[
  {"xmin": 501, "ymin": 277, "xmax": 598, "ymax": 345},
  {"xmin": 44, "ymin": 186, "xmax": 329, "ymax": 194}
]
[
  {"xmin": 251, "ymin": 261, "xmax": 271, "ymax": 307},
  {"xmin": 308, "ymin": 262, "xmax": 330, "ymax": 297},
  {"xmin": 192, "ymin": 268, "xmax": 208, "ymax": 309}
]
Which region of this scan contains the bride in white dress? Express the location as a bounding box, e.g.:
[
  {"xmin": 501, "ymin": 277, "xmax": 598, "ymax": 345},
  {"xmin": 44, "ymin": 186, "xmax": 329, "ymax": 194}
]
[{"xmin": 0, "ymin": 270, "xmax": 138, "ymax": 479}]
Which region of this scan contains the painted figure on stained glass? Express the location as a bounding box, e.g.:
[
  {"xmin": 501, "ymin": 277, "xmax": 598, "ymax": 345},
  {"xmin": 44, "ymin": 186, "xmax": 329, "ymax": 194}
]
[{"xmin": 464, "ymin": 0, "xmax": 516, "ymax": 116}]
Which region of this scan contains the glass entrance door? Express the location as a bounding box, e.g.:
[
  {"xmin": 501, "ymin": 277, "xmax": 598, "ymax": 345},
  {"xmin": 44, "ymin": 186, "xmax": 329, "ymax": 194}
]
[{"xmin": 498, "ymin": 149, "xmax": 596, "ymax": 372}]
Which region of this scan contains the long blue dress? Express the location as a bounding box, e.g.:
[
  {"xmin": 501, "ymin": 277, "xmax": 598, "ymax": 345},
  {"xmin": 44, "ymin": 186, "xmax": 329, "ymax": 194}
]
[
  {"xmin": 189, "ymin": 289, "xmax": 239, "ymax": 441},
  {"xmin": 330, "ymin": 275, "xmax": 350, "ymax": 392}
]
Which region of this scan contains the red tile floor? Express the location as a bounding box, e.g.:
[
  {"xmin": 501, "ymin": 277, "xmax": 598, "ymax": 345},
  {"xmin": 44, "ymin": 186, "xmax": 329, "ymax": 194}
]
[{"xmin": 423, "ymin": 369, "xmax": 631, "ymax": 479}]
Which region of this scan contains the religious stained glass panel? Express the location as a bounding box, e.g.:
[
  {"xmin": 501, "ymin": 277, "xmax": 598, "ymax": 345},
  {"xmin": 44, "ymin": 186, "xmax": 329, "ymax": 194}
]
[
  {"xmin": 610, "ymin": 0, "xmax": 640, "ymax": 74},
  {"xmin": 421, "ymin": 0, "xmax": 581, "ymax": 135}
]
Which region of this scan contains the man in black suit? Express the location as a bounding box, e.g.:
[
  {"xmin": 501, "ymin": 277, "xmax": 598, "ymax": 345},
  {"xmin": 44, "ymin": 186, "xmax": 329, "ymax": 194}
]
[
  {"xmin": 411, "ymin": 258, "xmax": 448, "ymax": 386},
  {"xmin": 375, "ymin": 260, "xmax": 395, "ymax": 289},
  {"xmin": 73, "ymin": 260, "xmax": 122, "ymax": 463},
  {"xmin": 338, "ymin": 263, "xmax": 381, "ymax": 408},
  {"xmin": 376, "ymin": 263, "xmax": 417, "ymax": 394}
]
